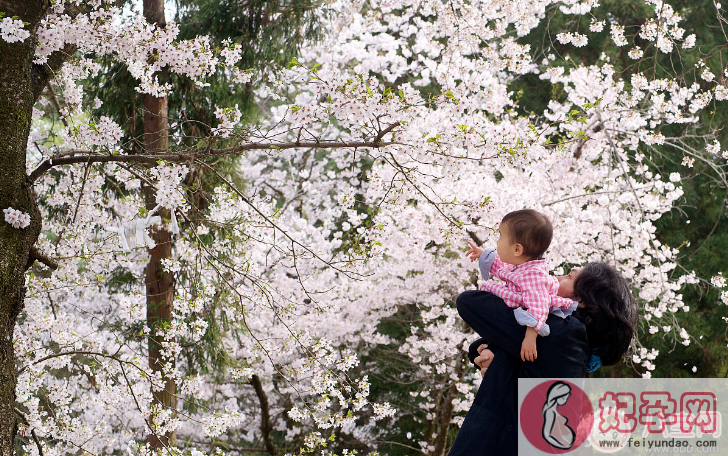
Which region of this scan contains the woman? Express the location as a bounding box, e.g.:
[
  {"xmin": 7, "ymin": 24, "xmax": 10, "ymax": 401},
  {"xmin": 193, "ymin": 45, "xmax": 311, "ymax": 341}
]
[{"xmin": 448, "ymin": 262, "xmax": 638, "ymax": 455}]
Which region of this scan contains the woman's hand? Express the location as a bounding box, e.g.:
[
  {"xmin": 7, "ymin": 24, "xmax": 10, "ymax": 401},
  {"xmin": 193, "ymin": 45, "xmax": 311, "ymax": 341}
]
[
  {"xmin": 474, "ymin": 344, "xmax": 494, "ymax": 377},
  {"xmin": 465, "ymin": 240, "xmax": 484, "ymax": 262}
]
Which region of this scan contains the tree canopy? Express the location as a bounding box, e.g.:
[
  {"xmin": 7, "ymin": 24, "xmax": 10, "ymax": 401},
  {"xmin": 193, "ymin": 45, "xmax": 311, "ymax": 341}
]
[{"xmin": 1, "ymin": 0, "xmax": 727, "ymax": 455}]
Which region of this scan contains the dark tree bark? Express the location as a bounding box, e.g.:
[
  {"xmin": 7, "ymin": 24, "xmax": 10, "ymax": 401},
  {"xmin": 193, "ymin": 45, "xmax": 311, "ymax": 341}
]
[
  {"xmin": 144, "ymin": 183, "xmax": 177, "ymax": 450},
  {"xmin": 142, "ymin": 0, "xmax": 177, "ymax": 450},
  {"xmin": 0, "ymin": 2, "xmax": 54, "ymax": 455}
]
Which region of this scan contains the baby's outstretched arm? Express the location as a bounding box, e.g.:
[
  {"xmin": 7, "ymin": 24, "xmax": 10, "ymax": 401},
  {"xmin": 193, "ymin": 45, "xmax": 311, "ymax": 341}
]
[
  {"xmin": 478, "ymin": 248, "xmax": 497, "ymax": 281},
  {"xmin": 466, "ymin": 241, "xmax": 500, "ymax": 282}
]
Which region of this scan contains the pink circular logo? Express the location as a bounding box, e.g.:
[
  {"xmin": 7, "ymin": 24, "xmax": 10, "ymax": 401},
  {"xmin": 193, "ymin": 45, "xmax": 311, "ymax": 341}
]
[{"xmin": 520, "ymin": 380, "xmax": 594, "ymax": 453}]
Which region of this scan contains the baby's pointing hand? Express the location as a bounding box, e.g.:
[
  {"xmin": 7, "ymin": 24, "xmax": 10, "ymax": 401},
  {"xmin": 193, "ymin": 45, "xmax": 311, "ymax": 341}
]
[{"xmin": 465, "ymin": 240, "xmax": 484, "ymax": 262}]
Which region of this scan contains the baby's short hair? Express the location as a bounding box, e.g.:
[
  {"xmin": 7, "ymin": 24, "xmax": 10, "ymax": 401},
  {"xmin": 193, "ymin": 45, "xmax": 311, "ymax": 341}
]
[{"xmin": 501, "ymin": 209, "xmax": 553, "ymax": 259}]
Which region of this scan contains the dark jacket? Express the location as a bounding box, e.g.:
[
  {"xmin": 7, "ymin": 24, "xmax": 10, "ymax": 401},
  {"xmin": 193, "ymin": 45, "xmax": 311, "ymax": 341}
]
[{"xmin": 448, "ymin": 290, "xmax": 590, "ymax": 456}]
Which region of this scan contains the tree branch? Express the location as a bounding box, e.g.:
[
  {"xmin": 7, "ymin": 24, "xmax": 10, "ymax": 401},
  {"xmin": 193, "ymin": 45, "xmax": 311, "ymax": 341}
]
[
  {"xmin": 17, "ymin": 350, "xmax": 146, "ymax": 376},
  {"xmin": 15, "ymin": 408, "xmax": 44, "ymax": 456},
  {"xmin": 28, "ymin": 135, "xmax": 397, "ymax": 183},
  {"xmin": 250, "ymin": 375, "xmax": 279, "ymax": 456},
  {"xmin": 25, "ymin": 246, "xmax": 59, "ymax": 271},
  {"xmin": 373, "ymin": 121, "xmax": 400, "ymax": 145},
  {"xmin": 30, "ymin": 0, "xmax": 110, "ymax": 99},
  {"xmin": 32, "ymin": 43, "xmax": 77, "ymax": 101},
  {"xmin": 195, "ymin": 160, "xmax": 366, "ymax": 279},
  {"xmin": 45, "ymin": 83, "xmax": 69, "ymax": 127},
  {"xmin": 466, "ymin": 230, "xmax": 483, "ymax": 246},
  {"xmin": 543, "ymin": 189, "xmax": 634, "ymax": 207}
]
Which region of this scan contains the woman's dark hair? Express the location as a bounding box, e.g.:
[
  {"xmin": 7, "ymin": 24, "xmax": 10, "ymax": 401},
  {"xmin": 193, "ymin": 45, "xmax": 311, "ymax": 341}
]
[{"xmin": 572, "ymin": 262, "xmax": 638, "ymax": 366}]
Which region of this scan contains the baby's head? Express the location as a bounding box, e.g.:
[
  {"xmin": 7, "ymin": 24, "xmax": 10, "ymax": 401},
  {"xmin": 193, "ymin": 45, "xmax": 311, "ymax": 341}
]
[{"xmin": 496, "ymin": 209, "xmax": 553, "ymax": 264}]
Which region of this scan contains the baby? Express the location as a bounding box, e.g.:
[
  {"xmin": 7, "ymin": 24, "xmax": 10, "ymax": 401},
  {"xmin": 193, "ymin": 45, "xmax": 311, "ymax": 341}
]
[{"xmin": 465, "ymin": 209, "xmax": 577, "ymax": 362}]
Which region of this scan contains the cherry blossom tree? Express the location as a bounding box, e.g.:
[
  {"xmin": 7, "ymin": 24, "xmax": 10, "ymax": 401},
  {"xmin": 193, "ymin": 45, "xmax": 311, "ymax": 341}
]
[
  {"xmin": 1, "ymin": 2, "xmax": 392, "ymax": 454},
  {"xmin": 1, "ymin": 0, "xmax": 727, "ymax": 455}
]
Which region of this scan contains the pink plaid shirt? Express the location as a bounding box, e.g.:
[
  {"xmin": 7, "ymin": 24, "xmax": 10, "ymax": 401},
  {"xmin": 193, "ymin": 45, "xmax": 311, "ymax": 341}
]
[{"xmin": 481, "ymin": 254, "xmax": 574, "ymax": 332}]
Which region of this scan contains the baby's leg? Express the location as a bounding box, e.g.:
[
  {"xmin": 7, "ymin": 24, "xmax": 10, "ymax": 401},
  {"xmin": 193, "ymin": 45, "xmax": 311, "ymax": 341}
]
[{"xmin": 456, "ymin": 290, "xmax": 526, "ymax": 359}]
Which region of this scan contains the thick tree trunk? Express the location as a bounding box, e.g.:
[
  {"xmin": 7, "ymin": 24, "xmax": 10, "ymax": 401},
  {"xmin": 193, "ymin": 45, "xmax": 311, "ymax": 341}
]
[
  {"xmin": 142, "ymin": 0, "xmax": 176, "ymax": 449},
  {"xmin": 144, "ymin": 186, "xmax": 176, "ymax": 450},
  {"xmin": 0, "ymin": 2, "xmax": 50, "ymax": 455}
]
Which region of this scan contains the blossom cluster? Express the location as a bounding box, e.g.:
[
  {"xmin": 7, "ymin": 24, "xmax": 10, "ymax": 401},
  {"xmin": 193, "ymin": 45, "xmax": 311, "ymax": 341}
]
[
  {"xmin": 34, "ymin": 8, "xmax": 218, "ymax": 95},
  {"xmin": 70, "ymin": 116, "xmax": 124, "ymax": 148},
  {"xmin": 151, "ymin": 162, "xmax": 189, "ymax": 210},
  {"xmin": 219, "ymin": 39, "xmax": 243, "ymax": 66},
  {"xmin": 0, "ymin": 16, "xmax": 30, "ymax": 43},
  {"xmin": 211, "ymin": 105, "xmax": 242, "ymax": 138},
  {"xmin": 710, "ymin": 273, "xmax": 728, "ymax": 306},
  {"xmin": 3, "ymin": 207, "xmax": 30, "ymax": 229}
]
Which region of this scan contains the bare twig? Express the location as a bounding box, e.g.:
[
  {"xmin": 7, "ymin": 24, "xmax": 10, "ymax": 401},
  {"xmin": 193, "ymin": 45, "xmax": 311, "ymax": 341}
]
[
  {"xmin": 196, "ymin": 160, "xmax": 367, "ymax": 279},
  {"xmin": 46, "ymin": 83, "xmax": 68, "ymax": 128},
  {"xmin": 71, "ymin": 158, "xmax": 92, "ymax": 224}
]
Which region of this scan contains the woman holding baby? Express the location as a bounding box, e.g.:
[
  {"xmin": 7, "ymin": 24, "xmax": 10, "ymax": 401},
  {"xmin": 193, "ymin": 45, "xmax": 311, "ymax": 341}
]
[{"xmin": 448, "ymin": 209, "xmax": 638, "ymax": 455}]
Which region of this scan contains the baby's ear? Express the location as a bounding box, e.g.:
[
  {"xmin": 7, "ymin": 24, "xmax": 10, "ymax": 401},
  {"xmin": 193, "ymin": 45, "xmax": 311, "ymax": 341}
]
[{"xmin": 513, "ymin": 243, "xmax": 524, "ymax": 256}]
